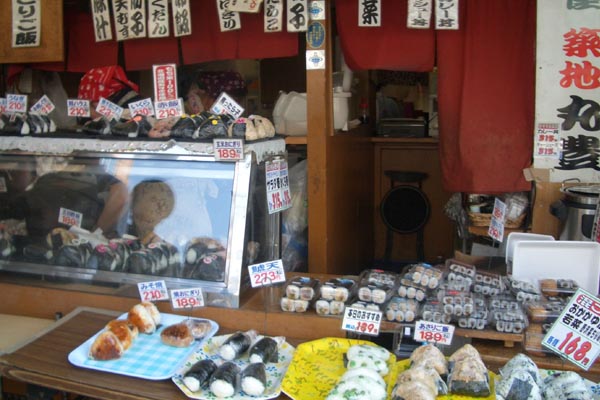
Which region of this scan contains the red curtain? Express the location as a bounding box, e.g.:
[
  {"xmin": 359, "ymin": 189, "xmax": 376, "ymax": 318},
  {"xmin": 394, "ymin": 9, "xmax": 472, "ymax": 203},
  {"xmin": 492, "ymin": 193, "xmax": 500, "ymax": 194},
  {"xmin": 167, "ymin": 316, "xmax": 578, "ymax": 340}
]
[
  {"xmin": 67, "ymin": 11, "xmax": 119, "ymax": 72},
  {"xmin": 436, "ymin": 0, "xmax": 536, "ymax": 193},
  {"xmin": 124, "ymin": 37, "xmax": 180, "ymax": 71}
]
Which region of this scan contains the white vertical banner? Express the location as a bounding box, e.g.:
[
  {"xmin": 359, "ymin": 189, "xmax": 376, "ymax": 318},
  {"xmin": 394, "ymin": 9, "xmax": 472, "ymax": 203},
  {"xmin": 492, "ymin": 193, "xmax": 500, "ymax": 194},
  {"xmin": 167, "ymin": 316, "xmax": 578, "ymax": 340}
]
[
  {"xmin": 264, "ymin": 0, "xmax": 283, "ymax": 32},
  {"xmin": 216, "ymin": 0, "xmax": 242, "ymax": 32},
  {"xmin": 172, "ymin": 0, "xmax": 192, "ymax": 37},
  {"xmin": 287, "ymin": 0, "xmax": 308, "ymax": 32},
  {"xmin": 407, "ymin": 0, "xmax": 432, "ymax": 29},
  {"xmin": 435, "ymin": 0, "xmax": 459, "ymax": 30},
  {"xmin": 358, "ymin": 0, "xmax": 381, "ymax": 27},
  {"xmin": 228, "ymin": 0, "xmax": 263, "ymax": 13},
  {"xmin": 12, "ymin": 0, "xmax": 41, "ymax": 47},
  {"xmin": 128, "ymin": 0, "xmax": 147, "ymax": 39},
  {"xmin": 112, "ymin": 0, "xmax": 129, "ymax": 40},
  {"xmin": 148, "ymin": 0, "xmax": 169, "ymax": 38},
  {"xmin": 90, "ymin": 0, "xmax": 113, "ymax": 42}
]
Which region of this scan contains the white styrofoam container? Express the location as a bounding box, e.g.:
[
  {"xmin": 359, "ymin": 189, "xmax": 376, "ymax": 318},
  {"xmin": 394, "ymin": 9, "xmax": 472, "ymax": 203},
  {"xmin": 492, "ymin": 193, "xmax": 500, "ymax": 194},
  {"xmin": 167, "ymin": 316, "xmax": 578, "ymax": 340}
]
[
  {"xmin": 512, "ymin": 240, "xmax": 600, "ymax": 294},
  {"xmin": 505, "ymin": 232, "xmax": 555, "ymax": 264}
]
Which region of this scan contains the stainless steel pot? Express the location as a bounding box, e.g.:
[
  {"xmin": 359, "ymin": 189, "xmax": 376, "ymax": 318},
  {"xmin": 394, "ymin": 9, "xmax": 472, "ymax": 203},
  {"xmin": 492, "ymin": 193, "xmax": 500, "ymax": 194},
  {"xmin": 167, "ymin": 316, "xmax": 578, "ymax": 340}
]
[{"xmin": 550, "ymin": 185, "xmax": 600, "ymax": 241}]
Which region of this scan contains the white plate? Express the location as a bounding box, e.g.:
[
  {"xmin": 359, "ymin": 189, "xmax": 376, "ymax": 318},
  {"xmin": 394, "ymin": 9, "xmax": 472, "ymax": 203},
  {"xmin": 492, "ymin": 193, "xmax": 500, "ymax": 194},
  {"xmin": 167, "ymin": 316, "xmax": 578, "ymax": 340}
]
[
  {"xmin": 172, "ymin": 333, "xmax": 295, "ymax": 400},
  {"xmin": 68, "ymin": 313, "xmax": 219, "ymax": 380}
]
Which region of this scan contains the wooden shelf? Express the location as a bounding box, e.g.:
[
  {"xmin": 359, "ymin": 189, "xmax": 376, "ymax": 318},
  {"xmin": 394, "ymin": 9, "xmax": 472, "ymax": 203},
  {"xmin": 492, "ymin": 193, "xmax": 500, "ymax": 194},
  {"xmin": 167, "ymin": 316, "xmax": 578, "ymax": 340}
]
[{"xmin": 284, "ymin": 135, "xmax": 307, "ymax": 145}]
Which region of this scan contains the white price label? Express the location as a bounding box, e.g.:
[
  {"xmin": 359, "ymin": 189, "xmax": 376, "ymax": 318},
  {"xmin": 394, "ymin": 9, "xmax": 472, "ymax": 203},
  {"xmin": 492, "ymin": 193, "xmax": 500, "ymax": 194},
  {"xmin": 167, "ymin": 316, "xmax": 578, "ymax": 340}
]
[
  {"xmin": 342, "ymin": 307, "xmax": 382, "ymax": 336},
  {"xmin": 137, "ymin": 280, "xmax": 170, "ymax": 302},
  {"xmin": 96, "ymin": 97, "xmax": 123, "ymax": 121},
  {"xmin": 414, "ymin": 320, "xmax": 455, "ymax": 346},
  {"xmin": 248, "ymin": 259, "xmax": 286, "ymax": 288},
  {"xmin": 128, "ymin": 98, "xmax": 155, "ymax": 117},
  {"xmin": 0, "ymin": 98, "xmax": 6, "ymax": 113},
  {"xmin": 58, "ymin": 207, "xmax": 83, "ymax": 228},
  {"xmin": 488, "ymin": 198, "xmax": 506, "ymax": 242},
  {"xmin": 543, "ymin": 289, "xmax": 600, "ymax": 370},
  {"xmin": 30, "ymin": 95, "xmax": 55, "ymax": 115},
  {"xmin": 6, "ymin": 94, "xmax": 27, "ymax": 113},
  {"xmin": 211, "ymin": 92, "xmax": 244, "ymax": 119},
  {"xmin": 214, "ymin": 138, "xmax": 244, "ymax": 161},
  {"xmin": 266, "ymin": 158, "xmax": 292, "ymax": 214},
  {"xmin": 228, "ymin": 0, "xmax": 262, "ymax": 13},
  {"xmin": 170, "ymin": 288, "xmax": 204, "ymax": 309},
  {"xmin": 67, "ymin": 99, "xmax": 90, "ymax": 117},
  {"xmin": 154, "ymin": 98, "xmax": 183, "ymax": 120}
]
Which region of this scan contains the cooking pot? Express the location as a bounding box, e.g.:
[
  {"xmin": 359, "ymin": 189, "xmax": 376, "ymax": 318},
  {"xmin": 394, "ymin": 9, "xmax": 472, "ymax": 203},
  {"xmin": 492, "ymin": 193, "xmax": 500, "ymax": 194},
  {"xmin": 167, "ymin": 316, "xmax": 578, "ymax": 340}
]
[{"xmin": 550, "ymin": 185, "xmax": 600, "ymax": 241}]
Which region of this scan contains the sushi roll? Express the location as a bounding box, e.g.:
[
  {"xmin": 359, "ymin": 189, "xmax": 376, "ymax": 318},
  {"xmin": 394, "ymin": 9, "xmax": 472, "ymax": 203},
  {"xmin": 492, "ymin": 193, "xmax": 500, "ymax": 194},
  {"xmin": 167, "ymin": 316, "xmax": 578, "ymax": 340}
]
[
  {"xmin": 241, "ymin": 362, "xmax": 267, "ymax": 396},
  {"xmin": 249, "ymin": 336, "xmax": 285, "ymax": 364},
  {"xmin": 210, "ymin": 361, "xmax": 241, "ymax": 398},
  {"xmin": 183, "ymin": 359, "xmax": 217, "ymax": 392},
  {"xmin": 218, "ymin": 330, "xmax": 258, "ymax": 361}
]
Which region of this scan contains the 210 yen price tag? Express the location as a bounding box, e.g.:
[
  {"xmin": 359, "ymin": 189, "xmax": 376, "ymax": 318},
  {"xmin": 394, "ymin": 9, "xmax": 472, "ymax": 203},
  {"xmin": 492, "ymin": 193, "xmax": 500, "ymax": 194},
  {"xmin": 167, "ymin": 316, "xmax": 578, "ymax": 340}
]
[
  {"xmin": 214, "ymin": 138, "xmax": 243, "ymax": 161},
  {"xmin": 67, "ymin": 99, "xmax": 90, "ymax": 117},
  {"xmin": 7, "ymin": 94, "xmax": 27, "ymax": 113},
  {"xmin": 155, "ymin": 98, "xmax": 183, "ymax": 119},
  {"xmin": 170, "ymin": 288, "xmax": 204, "ymax": 309},
  {"xmin": 248, "ymin": 259, "xmax": 286, "ymax": 288},
  {"xmin": 342, "ymin": 307, "xmax": 382, "ymax": 336},
  {"xmin": 414, "ymin": 320, "xmax": 455, "ymax": 346},
  {"xmin": 137, "ymin": 280, "xmax": 169, "ymax": 302}
]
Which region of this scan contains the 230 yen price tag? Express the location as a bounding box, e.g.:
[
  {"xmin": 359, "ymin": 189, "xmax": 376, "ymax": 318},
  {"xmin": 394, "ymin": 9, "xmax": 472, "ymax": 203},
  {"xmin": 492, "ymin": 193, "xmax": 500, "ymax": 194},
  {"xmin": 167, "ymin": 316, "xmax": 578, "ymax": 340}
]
[
  {"xmin": 342, "ymin": 307, "xmax": 382, "ymax": 336},
  {"xmin": 137, "ymin": 280, "xmax": 169, "ymax": 302},
  {"xmin": 214, "ymin": 138, "xmax": 243, "ymax": 161},
  {"xmin": 543, "ymin": 288, "xmax": 600, "ymax": 370},
  {"xmin": 414, "ymin": 320, "xmax": 455, "ymax": 346},
  {"xmin": 248, "ymin": 259, "xmax": 286, "ymax": 288},
  {"xmin": 170, "ymin": 288, "xmax": 204, "ymax": 309},
  {"xmin": 96, "ymin": 97, "xmax": 123, "ymax": 121}
]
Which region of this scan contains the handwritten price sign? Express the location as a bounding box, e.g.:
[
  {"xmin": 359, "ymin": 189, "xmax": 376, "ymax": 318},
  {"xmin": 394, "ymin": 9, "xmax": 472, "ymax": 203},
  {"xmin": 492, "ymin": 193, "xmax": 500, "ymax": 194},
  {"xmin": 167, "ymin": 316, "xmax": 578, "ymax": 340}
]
[
  {"xmin": 0, "ymin": 98, "xmax": 6, "ymax": 113},
  {"xmin": 342, "ymin": 307, "xmax": 382, "ymax": 336},
  {"xmin": 67, "ymin": 99, "xmax": 90, "ymax": 117},
  {"xmin": 211, "ymin": 92, "xmax": 244, "ymax": 119},
  {"xmin": 137, "ymin": 280, "xmax": 169, "ymax": 302},
  {"xmin": 488, "ymin": 198, "xmax": 506, "ymax": 242},
  {"xmin": 7, "ymin": 94, "xmax": 27, "ymax": 113},
  {"xmin": 30, "ymin": 95, "xmax": 55, "ymax": 115},
  {"xmin": 96, "ymin": 97, "xmax": 123, "ymax": 121},
  {"xmin": 214, "ymin": 138, "xmax": 243, "ymax": 161},
  {"xmin": 543, "ymin": 288, "xmax": 600, "ymax": 370},
  {"xmin": 266, "ymin": 158, "xmax": 292, "ymax": 214},
  {"xmin": 170, "ymin": 288, "xmax": 204, "ymax": 309},
  {"xmin": 228, "ymin": 0, "xmax": 261, "ymax": 12},
  {"xmin": 128, "ymin": 98, "xmax": 155, "ymax": 117},
  {"xmin": 248, "ymin": 259, "xmax": 286, "ymax": 288},
  {"xmin": 414, "ymin": 320, "xmax": 455, "ymax": 346},
  {"xmin": 58, "ymin": 207, "xmax": 82, "ymax": 228},
  {"xmin": 155, "ymin": 98, "xmax": 183, "ymax": 120}
]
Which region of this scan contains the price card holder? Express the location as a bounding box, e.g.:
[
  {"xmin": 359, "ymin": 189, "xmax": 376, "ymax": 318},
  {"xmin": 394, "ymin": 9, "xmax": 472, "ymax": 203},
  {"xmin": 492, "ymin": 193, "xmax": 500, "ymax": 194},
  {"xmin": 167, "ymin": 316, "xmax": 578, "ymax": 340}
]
[
  {"xmin": 543, "ymin": 288, "xmax": 600, "ymax": 370},
  {"xmin": 170, "ymin": 288, "xmax": 204, "ymax": 309},
  {"xmin": 154, "ymin": 98, "xmax": 183, "ymax": 119},
  {"xmin": 248, "ymin": 259, "xmax": 286, "ymax": 288},
  {"xmin": 30, "ymin": 95, "xmax": 55, "ymax": 115},
  {"xmin": 96, "ymin": 97, "xmax": 123, "ymax": 121},
  {"xmin": 214, "ymin": 138, "xmax": 244, "ymax": 161},
  {"xmin": 342, "ymin": 306, "xmax": 382, "ymax": 337},
  {"xmin": 7, "ymin": 94, "xmax": 27, "ymax": 113},
  {"xmin": 210, "ymin": 92, "xmax": 244, "ymax": 119},
  {"xmin": 137, "ymin": 280, "xmax": 170, "ymax": 302},
  {"xmin": 67, "ymin": 99, "xmax": 90, "ymax": 118},
  {"xmin": 413, "ymin": 320, "xmax": 454, "ymax": 346}
]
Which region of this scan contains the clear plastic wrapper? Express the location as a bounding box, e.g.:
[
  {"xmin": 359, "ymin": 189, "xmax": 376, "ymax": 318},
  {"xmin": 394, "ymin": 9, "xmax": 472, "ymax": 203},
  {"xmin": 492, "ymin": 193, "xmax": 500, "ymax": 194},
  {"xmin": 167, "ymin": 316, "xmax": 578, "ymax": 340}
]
[
  {"xmin": 348, "ymin": 300, "xmax": 383, "ymax": 312},
  {"xmin": 357, "ymin": 269, "xmax": 398, "ymax": 304},
  {"xmin": 490, "ymin": 304, "xmax": 528, "ymax": 334},
  {"xmin": 280, "ymin": 297, "xmax": 310, "ymax": 313},
  {"xmin": 396, "ymin": 280, "xmax": 427, "ymax": 302},
  {"xmin": 284, "ymin": 276, "xmax": 320, "ymax": 301},
  {"xmin": 445, "ymin": 259, "xmax": 477, "ymax": 291},
  {"xmin": 319, "ymin": 277, "xmax": 357, "ymax": 302},
  {"xmin": 401, "ymin": 263, "xmax": 445, "ymax": 291},
  {"xmin": 539, "ymin": 278, "xmax": 579, "ymax": 298},
  {"xmin": 383, "ymin": 297, "xmax": 419, "ymax": 323},
  {"xmin": 505, "ymin": 277, "xmax": 542, "ymax": 303},
  {"xmin": 315, "ymin": 299, "xmax": 346, "ymax": 316},
  {"xmin": 524, "ymin": 298, "xmax": 567, "ymax": 323},
  {"xmin": 473, "ymin": 270, "xmax": 504, "ymax": 296},
  {"xmin": 420, "ymin": 300, "xmax": 452, "ymax": 324}
]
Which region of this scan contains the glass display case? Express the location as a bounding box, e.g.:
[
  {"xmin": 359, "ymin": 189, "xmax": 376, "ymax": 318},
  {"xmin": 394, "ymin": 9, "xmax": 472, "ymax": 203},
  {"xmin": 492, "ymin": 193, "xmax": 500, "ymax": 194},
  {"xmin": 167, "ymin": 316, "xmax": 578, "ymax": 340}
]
[{"xmin": 0, "ymin": 137, "xmax": 285, "ymax": 308}]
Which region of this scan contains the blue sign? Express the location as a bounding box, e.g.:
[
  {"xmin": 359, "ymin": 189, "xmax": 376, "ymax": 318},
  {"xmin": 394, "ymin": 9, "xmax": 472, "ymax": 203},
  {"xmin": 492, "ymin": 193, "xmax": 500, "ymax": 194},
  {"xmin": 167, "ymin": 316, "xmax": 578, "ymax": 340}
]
[{"xmin": 306, "ymin": 21, "xmax": 325, "ymax": 49}]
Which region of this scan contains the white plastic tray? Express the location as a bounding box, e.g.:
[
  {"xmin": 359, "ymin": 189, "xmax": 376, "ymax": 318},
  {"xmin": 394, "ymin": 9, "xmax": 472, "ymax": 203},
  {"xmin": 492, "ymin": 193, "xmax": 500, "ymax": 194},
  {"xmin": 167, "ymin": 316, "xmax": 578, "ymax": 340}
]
[
  {"xmin": 505, "ymin": 232, "xmax": 555, "ymax": 264},
  {"xmin": 512, "ymin": 241, "xmax": 600, "ymax": 294}
]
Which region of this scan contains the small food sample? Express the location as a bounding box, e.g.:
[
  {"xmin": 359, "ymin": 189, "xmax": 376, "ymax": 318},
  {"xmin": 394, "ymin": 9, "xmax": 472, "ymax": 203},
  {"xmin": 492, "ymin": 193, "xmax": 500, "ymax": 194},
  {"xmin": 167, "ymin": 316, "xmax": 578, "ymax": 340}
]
[
  {"xmin": 89, "ymin": 331, "xmax": 125, "ymax": 361},
  {"xmin": 409, "ymin": 343, "xmax": 448, "ymax": 377},
  {"xmin": 496, "ymin": 354, "xmax": 543, "ymax": 400},
  {"xmin": 326, "ymin": 367, "xmax": 387, "ymax": 400},
  {"xmin": 183, "ymin": 359, "xmax": 218, "ymax": 392},
  {"xmin": 161, "ymin": 322, "xmax": 194, "ymax": 348},
  {"xmin": 241, "ymin": 362, "xmax": 267, "ymax": 396},
  {"xmin": 209, "ymin": 361, "xmax": 241, "ymax": 398},
  {"xmin": 447, "ymin": 344, "xmax": 490, "ymax": 397},
  {"xmin": 128, "ymin": 301, "xmax": 160, "ymax": 334},
  {"xmin": 248, "ymin": 336, "xmax": 285, "ymax": 364},
  {"xmin": 105, "ymin": 319, "xmax": 138, "ymax": 350},
  {"xmin": 218, "ymin": 329, "xmax": 258, "ymax": 361},
  {"xmin": 184, "ymin": 318, "xmax": 214, "ymax": 340}
]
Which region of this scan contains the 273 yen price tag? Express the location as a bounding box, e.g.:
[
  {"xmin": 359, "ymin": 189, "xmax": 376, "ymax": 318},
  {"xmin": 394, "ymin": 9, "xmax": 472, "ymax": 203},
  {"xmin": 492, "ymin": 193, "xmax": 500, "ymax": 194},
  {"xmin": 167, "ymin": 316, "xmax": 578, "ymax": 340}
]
[
  {"xmin": 342, "ymin": 307, "xmax": 382, "ymax": 336},
  {"xmin": 248, "ymin": 259, "xmax": 286, "ymax": 288},
  {"xmin": 137, "ymin": 280, "xmax": 169, "ymax": 302},
  {"xmin": 414, "ymin": 320, "xmax": 454, "ymax": 346},
  {"xmin": 214, "ymin": 138, "xmax": 244, "ymax": 161},
  {"xmin": 170, "ymin": 288, "xmax": 204, "ymax": 309}
]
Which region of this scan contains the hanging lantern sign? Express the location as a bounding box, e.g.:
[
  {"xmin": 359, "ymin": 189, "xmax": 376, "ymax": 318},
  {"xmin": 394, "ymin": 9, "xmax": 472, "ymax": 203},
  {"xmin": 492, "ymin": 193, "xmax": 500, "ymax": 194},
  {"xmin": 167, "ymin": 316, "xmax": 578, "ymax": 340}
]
[
  {"xmin": 128, "ymin": 0, "xmax": 147, "ymax": 39},
  {"xmin": 264, "ymin": 0, "xmax": 283, "ymax": 32},
  {"xmin": 172, "ymin": 0, "xmax": 192, "ymax": 37},
  {"xmin": 148, "ymin": 0, "xmax": 169, "ymax": 38},
  {"xmin": 407, "ymin": 0, "xmax": 432, "ymax": 29},
  {"xmin": 217, "ymin": 0, "xmax": 241, "ymax": 32},
  {"xmin": 12, "ymin": 0, "xmax": 41, "ymax": 47},
  {"xmin": 287, "ymin": 0, "xmax": 308, "ymax": 32},
  {"xmin": 112, "ymin": 0, "xmax": 129, "ymax": 41},
  {"xmin": 227, "ymin": 0, "xmax": 263, "ymax": 13},
  {"xmin": 90, "ymin": 0, "xmax": 113, "ymax": 42},
  {"xmin": 435, "ymin": 0, "xmax": 459, "ymax": 30},
  {"xmin": 358, "ymin": 0, "xmax": 381, "ymax": 27}
]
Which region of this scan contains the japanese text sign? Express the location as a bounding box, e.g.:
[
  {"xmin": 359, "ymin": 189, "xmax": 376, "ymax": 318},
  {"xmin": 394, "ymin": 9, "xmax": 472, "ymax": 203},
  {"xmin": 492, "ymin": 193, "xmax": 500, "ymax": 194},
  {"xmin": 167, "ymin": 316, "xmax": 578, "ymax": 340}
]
[
  {"xmin": 91, "ymin": 0, "xmax": 113, "ymax": 42},
  {"xmin": 248, "ymin": 259, "xmax": 286, "ymax": 288},
  {"xmin": 342, "ymin": 306, "xmax": 382, "ymax": 336},
  {"xmin": 214, "ymin": 138, "xmax": 244, "ymax": 161},
  {"xmin": 154, "ymin": 98, "xmax": 183, "ymax": 120},
  {"xmin": 67, "ymin": 99, "xmax": 90, "ymax": 118},
  {"xmin": 488, "ymin": 197, "xmax": 506, "ymax": 242},
  {"xmin": 153, "ymin": 64, "xmax": 178, "ymax": 102},
  {"xmin": 217, "ymin": 0, "xmax": 241, "ymax": 32},
  {"xmin": 12, "ymin": 0, "xmax": 41, "ymax": 47},
  {"xmin": 128, "ymin": 98, "xmax": 155, "ymax": 117},
  {"xmin": 358, "ymin": 0, "xmax": 381, "ymax": 27},
  {"xmin": 96, "ymin": 97, "xmax": 123, "ymax": 121},
  {"xmin": 170, "ymin": 288, "xmax": 204, "ymax": 309},
  {"xmin": 6, "ymin": 94, "xmax": 27, "ymax": 114},
  {"xmin": 265, "ymin": 158, "xmax": 292, "ymax": 214},
  {"xmin": 148, "ymin": 0, "xmax": 169, "ymax": 38},
  {"xmin": 30, "ymin": 95, "xmax": 55, "ymax": 115},
  {"xmin": 414, "ymin": 320, "xmax": 455, "ymax": 346},
  {"xmin": 210, "ymin": 92, "xmax": 244, "ymax": 119},
  {"xmin": 137, "ymin": 280, "xmax": 169, "ymax": 302},
  {"xmin": 172, "ymin": 0, "xmax": 191, "ymax": 37},
  {"xmin": 287, "ymin": 0, "xmax": 308, "ymax": 32},
  {"xmin": 408, "ymin": 0, "xmax": 432, "ymax": 29},
  {"xmin": 264, "ymin": 0, "xmax": 283, "ymax": 32},
  {"xmin": 58, "ymin": 207, "xmax": 82, "ymax": 228}
]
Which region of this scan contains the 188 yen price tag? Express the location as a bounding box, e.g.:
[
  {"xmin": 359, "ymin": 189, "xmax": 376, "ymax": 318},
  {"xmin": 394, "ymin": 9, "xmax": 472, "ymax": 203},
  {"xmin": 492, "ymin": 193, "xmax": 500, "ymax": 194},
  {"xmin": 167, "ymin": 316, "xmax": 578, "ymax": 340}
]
[
  {"xmin": 137, "ymin": 280, "xmax": 169, "ymax": 302},
  {"xmin": 414, "ymin": 320, "xmax": 455, "ymax": 346},
  {"xmin": 214, "ymin": 138, "xmax": 243, "ymax": 161},
  {"xmin": 342, "ymin": 307, "xmax": 382, "ymax": 336},
  {"xmin": 248, "ymin": 260, "xmax": 286, "ymax": 288},
  {"xmin": 170, "ymin": 288, "xmax": 204, "ymax": 309}
]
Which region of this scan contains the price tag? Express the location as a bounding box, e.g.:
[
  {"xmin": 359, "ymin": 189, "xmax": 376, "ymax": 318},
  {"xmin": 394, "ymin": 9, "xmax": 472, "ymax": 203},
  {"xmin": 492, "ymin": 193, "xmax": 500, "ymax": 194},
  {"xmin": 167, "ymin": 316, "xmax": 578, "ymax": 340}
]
[
  {"xmin": 30, "ymin": 95, "xmax": 55, "ymax": 115},
  {"xmin": 266, "ymin": 158, "xmax": 292, "ymax": 214},
  {"xmin": 58, "ymin": 207, "xmax": 83, "ymax": 228},
  {"xmin": 342, "ymin": 306, "xmax": 382, "ymax": 336},
  {"xmin": 488, "ymin": 197, "xmax": 506, "ymax": 242},
  {"xmin": 7, "ymin": 94, "xmax": 27, "ymax": 113},
  {"xmin": 153, "ymin": 63, "xmax": 178, "ymax": 102},
  {"xmin": 543, "ymin": 288, "xmax": 600, "ymax": 370},
  {"xmin": 137, "ymin": 280, "xmax": 170, "ymax": 302},
  {"xmin": 211, "ymin": 92, "xmax": 245, "ymax": 119},
  {"xmin": 248, "ymin": 259, "xmax": 286, "ymax": 288},
  {"xmin": 170, "ymin": 288, "xmax": 204, "ymax": 309},
  {"xmin": 154, "ymin": 98, "xmax": 183, "ymax": 120},
  {"xmin": 67, "ymin": 99, "xmax": 90, "ymax": 117},
  {"xmin": 214, "ymin": 138, "xmax": 244, "ymax": 161},
  {"xmin": 0, "ymin": 98, "xmax": 6, "ymax": 113},
  {"xmin": 227, "ymin": 0, "xmax": 263, "ymax": 13},
  {"xmin": 413, "ymin": 320, "xmax": 455, "ymax": 346},
  {"xmin": 96, "ymin": 97, "xmax": 123, "ymax": 121},
  {"xmin": 128, "ymin": 98, "xmax": 155, "ymax": 117}
]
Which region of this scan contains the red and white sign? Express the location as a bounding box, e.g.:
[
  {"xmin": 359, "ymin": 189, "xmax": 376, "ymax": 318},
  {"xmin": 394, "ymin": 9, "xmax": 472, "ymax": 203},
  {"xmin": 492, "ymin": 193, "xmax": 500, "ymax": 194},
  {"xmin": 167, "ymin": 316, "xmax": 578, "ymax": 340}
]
[
  {"xmin": 154, "ymin": 98, "xmax": 183, "ymax": 120},
  {"xmin": 342, "ymin": 307, "xmax": 382, "ymax": 336},
  {"xmin": 128, "ymin": 98, "xmax": 155, "ymax": 117},
  {"xmin": 6, "ymin": 94, "xmax": 27, "ymax": 113},
  {"xmin": 0, "ymin": 98, "xmax": 7, "ymax": 114},
  {"xmin": 414, "ymin": 320, "xmax": 455, "ymax": 346},
  {"xmin": 58, "ymin": 207, "xmax": 82, "ymax": 228},
  {"xmin": 153, "ymin": 64, "xmax": 178, "ymax": 102},
  {"xmin": 137, "ymin": 280, "xmax": 169, "ymax": 302},
  {"xmin": 170, "ymin": 288, "xmax": 204, "ymax": 309},
  {"xmin": 265, "ymin": 158, "xmax": 292, "ymax": 214},
  {"xmin": 96, "ymin": 97, "xmax": 123, "ymax": 121},
  {"xmin": 488, "ymin": 197, "xmax": 506, "ymax": 242},
  {"xmin": 214, "ymin": 138, "xmax": 244, "ymax": 161},
  {"xmin": 228, "ymin": 0, "xmax": 262, "ymax": 13},
  {"xmin": 248, "ymin": 259, "xmax": 286, "ymax": 288},
  {"xmin": 67, "ymin": 99, "xmax": 91, "ymax": 118},
  {"xmin": 30, "ymin": 95, "xmax": 55, "ymax": 115}
]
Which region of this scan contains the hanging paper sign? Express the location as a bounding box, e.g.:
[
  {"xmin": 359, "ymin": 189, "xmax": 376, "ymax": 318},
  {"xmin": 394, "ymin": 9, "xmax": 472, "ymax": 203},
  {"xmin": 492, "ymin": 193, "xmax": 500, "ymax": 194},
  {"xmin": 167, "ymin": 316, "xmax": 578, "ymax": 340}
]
[
  {"xmin": 248, "ymin": 259, "xmax": 286, "ymax": 288},
  {"xmin": 414, "ymin": 320, "xmax": 455, "ymax": 346},
  {"xmin": 217, "ymin": 0, "xmax": 241, "ymax": 32},
  {"xmin": 228, "ymin": 0, "xmax": 263, "ymax": 13},
  {"xmin": 137, "ymin": 280, "xmax": 169, "ymax": 302},
  {"xmin": 67, "ymin": 99, "xmax": 90, "ymax": 118},
  {"xmin": 172, "ymin": 0, "xmax": 192, "ymax": 37},
  {"xmin": 342, "ymin": 306, "xmax": 382, "ymax": 336},
  {"xmin": 358, "ymin": 0, "xmax": 381, "ymax": 27},
  {"xmin": 148, "ymin": 0, "xmax": 169, "ymax": 38},
  {"xmin": 96, "ymin": 97, "xmax": 124, "ymax": 121},
  {"xmin": 112, "ymin": 0, "xmax": 129, "ymax": 40},
  {"xmin": 211, "ymin": 92, "xmax": 245, "ymax": 119},
  {"xmin": 408, "ymin": 0, "xmax": 432, "ymax": 29},
  {"xmin": 128, "ymin": 98, "xmax": 155, "ymax": 117},
  {"xmin": 170, "ymin": 288, "xmax": 204, "ymax": 309},
  {"xmin": 128, "ymin": 0, "xmax": 147, "ymax": 39},
  {"xmin": 90, "ymin": 0, "xmax": 113, "ymax": 42},
  {"xmin": 30, "ymin": 95, "xmax": 55, "ymax": 115},
  {"xmin": 154, "ymin": 98, "xmax": 183, "ymax": 120},
  {"xmin": 0, "ymin": 98, "xmax": 7, "ymax": 114},
  {"xmin": 214, "ymin": 138, "xmax": 244, "ymax": 161},
  {"xmin": 308, "ymin": 1, "xmax": 325, "ymax": 20},
  {"xmin": 265, "ymin": 158, "xmax": 292, "ymax": 214},
  {"xmin": 488, "ymin": 197, "xmax": 506, "ymax": 242},
  {"xmin": 58, "ymin": 207, "xmax": 83, "ymax": 228},
  {"xmin": 6, "ymin": 94, "xmax": 27, "ymax": 114},
  {"xmin": 543, "ymin": 289, "xmax": 600, "ymax": 370},
  {"xmin": 535, "ymin": 122, "xmax": 561, "ymax": 159},
  {"xmin": 287, "ymin": 0, "xmax": 308, "ymax": 32},
  {"xmin": 306, "ymin": 49, "xmax": 325, "ymax": 70},
  {"xmin": 153, "ymin": 64, "xmax": 178, "ymax": 102},
  {"xmin": 264, "ymin": 0, "xmax": 283, "ymax": 32},
  {"xmin": 435, "ymin": 0, "xmax": 459, "ymax": 30},
  {"xmin": 12, "ymin": 0, "xmax": 41, "ymax": 47}
]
